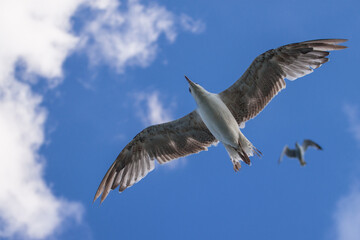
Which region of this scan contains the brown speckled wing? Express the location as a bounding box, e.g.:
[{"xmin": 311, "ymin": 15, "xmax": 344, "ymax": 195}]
[
  {"xmin": 219, "ymin": 39, "xmax": 347, "ymax": 124},
  {"xmin": 94, "ymin": 111, "xmax": 217, "ymax": 203}
]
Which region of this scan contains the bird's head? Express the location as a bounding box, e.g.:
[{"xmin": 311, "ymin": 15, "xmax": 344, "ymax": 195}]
[
  {"xmin": 295, "ymin": 142, "xmax": 301, "ymax": 149},
  {"xmin": 185, "ymin": 75, "xmax": 207, "ymax": 100}
]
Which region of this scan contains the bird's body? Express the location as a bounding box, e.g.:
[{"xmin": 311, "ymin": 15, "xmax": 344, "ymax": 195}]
[
  {"xmin": 194, "ymin": 91, "xmax": 239, "ymax": 146},
  {"xmin": 279, "ymin": 139, "xmax": 323, "ymax": 166},
  {"xmin": 295, "ymin": 142, "xmax": 306, "ymax": 165},
  {"xmin": 186, "ymin": 76, "xmax": 258, "ymax": 170},
  {"xmin": 94, "ymin": 39, "xmax": 347, "ymax": 203}
]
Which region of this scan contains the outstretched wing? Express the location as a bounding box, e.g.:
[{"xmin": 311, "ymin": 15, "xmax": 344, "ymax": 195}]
[
  {"xmin": 94, "ymin": 111, "xmax": 217, "ymax": 203},
  {"xmin": 278, "ymin": 145, "xmax": 297, "ymax": 164},
  {"xmin": 219, "ymin": 39, "xmax": 347, "ymax": 124},
  {"xmin": 302, "ymin": 139, "xmax": 323, "ymax": 151}
]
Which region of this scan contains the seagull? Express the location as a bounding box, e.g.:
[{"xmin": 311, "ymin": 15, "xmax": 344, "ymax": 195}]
[
  {"xmin": 278, "ymin": 139, "xmax": 323, "ymax": 166},
  {"xmin": 94, "ymin": 39, "xmax": 347, "ymax": 203}
]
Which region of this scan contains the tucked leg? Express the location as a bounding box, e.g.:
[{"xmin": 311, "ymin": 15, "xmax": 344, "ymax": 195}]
[{"xmin": 232, "ymin": 160, "xmax": 241, "ymax": 172}]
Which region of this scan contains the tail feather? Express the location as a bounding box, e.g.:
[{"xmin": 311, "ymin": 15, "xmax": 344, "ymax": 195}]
[
  {"xmin": 224, "ymin": 144, "xmax": 252, "ymax": 166},
  {"xmin": 223, "ymin": 136, "xmax": 261, "ymax": 168},
  {"xmin": 235, "ymin": 147, "xmax": 251, "ymax": 165},
  {"xmin": 237, "ymin": 138, "xmax": 262, "ymax": 164},
  {"xmin": 224, "ymin": 144, "xmax": 241, "ymax": 161}
]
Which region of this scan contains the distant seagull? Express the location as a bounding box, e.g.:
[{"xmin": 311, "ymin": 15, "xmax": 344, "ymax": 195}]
[
  {"xmin": 94, "ymin": 39, "xmax": 346, "ymax": 203},
  {"xmin": 278, "ymin": 139, "xmax": 323, "ymax": 166}
]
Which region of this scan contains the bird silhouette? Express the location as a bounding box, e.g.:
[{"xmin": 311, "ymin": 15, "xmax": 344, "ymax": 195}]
[{"xmin": 279, "ymin": 139, "xmax": 323, "ymax": 166}]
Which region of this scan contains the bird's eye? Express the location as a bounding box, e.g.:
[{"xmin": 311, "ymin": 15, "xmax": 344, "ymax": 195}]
[{"xmin": 188, "ymin": 88, "xmax": 191, "ymax": 93}]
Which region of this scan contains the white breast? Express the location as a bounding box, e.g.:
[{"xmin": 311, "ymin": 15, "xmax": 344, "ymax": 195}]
[{"xmin": 195, "ymin": 93, "xmax": 240, "ymax": 146}]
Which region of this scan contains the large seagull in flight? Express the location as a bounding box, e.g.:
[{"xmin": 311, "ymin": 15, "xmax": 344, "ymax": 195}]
[{"xmin": 94, "ymin": 39, "xmax": 347, "ymax": 203}]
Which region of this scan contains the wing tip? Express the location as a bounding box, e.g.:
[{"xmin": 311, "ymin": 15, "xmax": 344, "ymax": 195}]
[
  {"xmin": 303, "ymin": 38, "xmax": 348, "ymax": 44},
  {"xmin": 329, "ymin": 45, "xmax": 348, "ymax": 50},
  {"xmin": 93, "ymin": 185, "xmax": 115, "ymax": 204},
  {"xmin": 331, "ymin": 38, "xmax": 348, "ymax": 50},
  {"xmin": 93, "ymin": 187, "xmax": 106, "ymax": 204},
  {"xmin": 100, "ymin": 191, "xmax": 110, "ymax": 203},
  {"xmin": 93, "ymin": 195, "xmax": 99, "ymax": 204},
  {"xmin": 93, "ymin": 184, "xmax": 104, "ymax": 203},
  {"xmin": 314, "ymin": 39, "xmax": 348, "ymax": 50},
  {"xmin": 293, "ymin": 39, "xmax": 348, "ymax": 51}
]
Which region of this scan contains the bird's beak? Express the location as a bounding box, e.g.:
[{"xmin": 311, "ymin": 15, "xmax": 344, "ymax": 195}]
[{"xmin": 184, "ymin": 75, "xmax": 196, "ymax": 87}]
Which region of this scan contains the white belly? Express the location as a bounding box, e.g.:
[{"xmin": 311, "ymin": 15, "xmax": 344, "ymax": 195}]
[{"xmin": 196, "ymin": 93, "xmax": 240, "ymax": 146}]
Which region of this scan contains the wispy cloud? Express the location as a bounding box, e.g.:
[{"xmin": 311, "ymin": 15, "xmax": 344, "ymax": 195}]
[
  {"xmin": 0, "ymin": 0, "xmax": 84, "ymax": 238},
  {"xmin": 343, "ymin": 104, "xmax": 360, "ymax": 146},
  {"xmin": 333, "ymin": 183, "xmax": 360, "ymax": 240},
  {"xmin": 330, "ymin": 105, "xmax": 360, "ymax": 240},
  {"xmin": 180, "ymin": 14, "xmax": 206, "ymax": 34},
  {"xmin": 79, "ymin": 0, "xmax": 205, "ymax": 72},
  {"xmin": 132, "ymin": 91, "xmax": 173, "ymax": 126}
]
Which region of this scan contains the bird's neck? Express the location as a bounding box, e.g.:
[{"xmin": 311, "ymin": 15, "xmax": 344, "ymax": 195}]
[{"xmin": 193, "ymin": 89, "xmax": 214, "ymax": 106}]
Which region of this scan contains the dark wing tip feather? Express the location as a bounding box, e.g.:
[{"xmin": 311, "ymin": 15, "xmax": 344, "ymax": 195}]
[{"xmin": 93, "ymin": 160, "xmax": 117, "ymax": 203}]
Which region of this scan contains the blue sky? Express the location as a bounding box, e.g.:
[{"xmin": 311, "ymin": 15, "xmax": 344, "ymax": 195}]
[{"xmin": 0, "ymin": 0, "xmax": 359, "ymax": 239}]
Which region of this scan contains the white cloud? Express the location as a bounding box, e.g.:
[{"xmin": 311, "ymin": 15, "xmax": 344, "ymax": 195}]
[
  {"xmin": 79, "ymin": 0, "xmax": 205, "ymax": 72},
  {"xmin": 0, "ymin": 79, "xmax": 84, "ymax": 240},
  {"xmin": 333, "ymin": 184, "xmax": 360, "ymax": 240},
  {"xmin": 0, "ymin": 0, "xmax": 83, "ymax": 86},
  {"xmin": 0, "ymin": 0, "xmax": 84, "ymax": 238},
  {"xmin": 0, "ymin": 0, "xmax": 205, "ymax": 238},
  {"xmin": 330, "ymin": 105, "xmax": 360, "ymax": 240},
  {"xmin": 180, "ymin": 14, "xmax": 206, "ymax": 34},
  {"xmin": 132, "ymin": 91, "xmax": 173, "ymax": 126},
  {"xmin": 343, "ymin": 104, "xmax": 360, "ymax": 146},
  {"xmin": 80, "ymin": 0, "xmax": 176, "ymax": 72}
]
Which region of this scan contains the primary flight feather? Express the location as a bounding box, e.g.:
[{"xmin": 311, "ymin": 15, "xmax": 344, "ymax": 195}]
[{"xmin": 94, "ymin": 39, "xmax": 347, "ymax": 203}]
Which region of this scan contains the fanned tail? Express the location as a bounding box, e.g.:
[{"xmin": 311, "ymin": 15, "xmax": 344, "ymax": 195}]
[
  {"xmin": 234, "ymin": 145, "xmax": 251, "ymax": 165},
  {"xmin": 224, "ymin": 144, "xmax": 251, "ymax": 165},
  {"xmin": 224, "ymin": 135, "xmax": 261, "ymax": 171}
]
